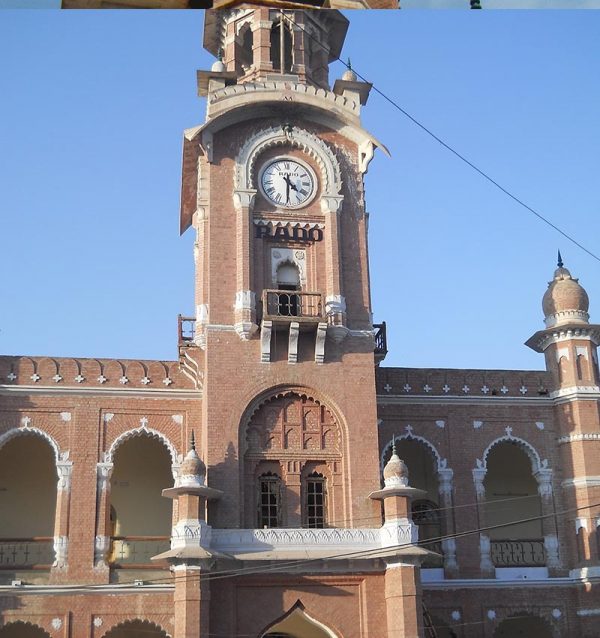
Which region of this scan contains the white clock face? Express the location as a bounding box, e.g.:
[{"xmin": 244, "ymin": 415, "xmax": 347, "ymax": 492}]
[{"xmin": 259, "ymin": 158, "xmax": 316, "ymax": 209}]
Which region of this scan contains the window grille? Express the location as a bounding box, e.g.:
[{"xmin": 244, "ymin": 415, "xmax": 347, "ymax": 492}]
[
  {"xmin": 258, "ymin": 472, "xmax": 281, "ymax": 528},
  {"xmin": 305, "ymin": 472, "xmax": 326, "ymax": 528}
]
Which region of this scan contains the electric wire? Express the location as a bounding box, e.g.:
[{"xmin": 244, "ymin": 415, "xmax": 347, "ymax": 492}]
[
  {"xmin": 8, "ymin": 499, "xmax": 597, "ymax": 591},
  {"xmin": 282, "ymin": 11, "xmax": 600, "ymax": 264}
]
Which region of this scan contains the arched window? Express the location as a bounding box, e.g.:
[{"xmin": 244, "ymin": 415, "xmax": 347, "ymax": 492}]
[
  {"xmin": 258, "ymin": 472, "xmax": 281, "ymax": 528},
  {"xmin": 109, "ymin": 435, "xmax": 172, "ymax": 567},
  {"xmin": 0, "ymin": 434, "xmax": 57, "ymax": 569},
  {"xmin": 276, "ymin": 262, "xmax": 300, "ymax": 316},
  {"xmin": 237, "ymin": 23, "xmax": 253, "ymax": 73},
  {"xmin": 270, "ymin": 20, "xmax": 293, "ymax": 73},
  {"xmin": 484, "ymin": 442, "xmax": 545, "ymax": 567},
  {"xmin": 304, "ymin": 471, "xmax": 326, "ymax": 528}
]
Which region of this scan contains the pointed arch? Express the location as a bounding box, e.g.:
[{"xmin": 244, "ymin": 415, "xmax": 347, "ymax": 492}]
[
  {"xmin": 0, "ymin": 427, "xmax": 60, "ymax": 464},
  {"xmin": 0, "ymin": 621, "xmax": 51, "ymax": 638},
  {"xmin": 381, "ymin": 428, "xmax": 448, "ymax": 474},
  {"xmin": 480, "ymin": 430, "xmax": 547, "ymax": 475},
  {"xmin": 104, "ymin": 427, "xmax": 180, "ymax": 467},
  {"xmin": 260, "ymin": 600, "xmax": 340, "ymax": 638},
  {"xmin": 235, "ymin": 126, "xmax": 342, "ymax": 201},
  {"xmin": 101, "ymin": 618, "xmax": 171, "ymax": 638}
]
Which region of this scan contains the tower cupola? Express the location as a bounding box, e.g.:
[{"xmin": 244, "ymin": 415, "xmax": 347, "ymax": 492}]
[
  {"xmin": 542, "ymin": 252, "xmax": 590, "ymax": 328},
  {"xmin": 202, "ymin": 8, "xmax": 348, "ymax": 90}
]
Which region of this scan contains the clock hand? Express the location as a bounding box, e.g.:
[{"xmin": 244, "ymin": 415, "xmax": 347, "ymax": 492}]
[
  {"xmin": 285, "ymin": 174, "xmax": 290, "ymax": 204},
  {"xmin": 284, "ymin": 174, "xmax": 299, "ymax": 193}
]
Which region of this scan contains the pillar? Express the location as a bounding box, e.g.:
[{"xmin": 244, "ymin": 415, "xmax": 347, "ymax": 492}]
[{"xmin": 384, "ymin": 561, "xmax": 424, "ymax": 638}]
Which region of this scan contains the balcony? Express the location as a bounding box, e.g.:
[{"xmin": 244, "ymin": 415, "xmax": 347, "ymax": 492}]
[
  {"xmin": 491, "ymin": 539, "xmax": 546, "ymax": 567},
  {"xmin": 374, "ymin": 322, "xmax": 387, "ymax": 363},
  {"xmin": 262, "ymin": 290, "xmax": 325, "ymax": 324},
  {"xmin": 178, "ymin": 314, "xmax": 195, "ymax": 346},
  {"xmin": 0, "ymin": 538, "xmax": 54, "ymax": 570},
  {"xmin": 109, "ymin": 536, "xmax": 170, "ymax": 569}
]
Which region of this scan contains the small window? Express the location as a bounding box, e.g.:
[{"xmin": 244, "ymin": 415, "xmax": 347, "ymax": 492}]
[
  {"xmin": 305, "ymin": 472, "xmax": 326, "ymax": 528},
  {"xmin": 270, "ymin": 20, "xmax": 293, "ymax": 73},
  {"xmin": 258, "ymin": 472, "xmax": 281, "ymax": 528},
  {"xmin": 276, "ymin": 262, "xmax": 300, "ymax": 316}
]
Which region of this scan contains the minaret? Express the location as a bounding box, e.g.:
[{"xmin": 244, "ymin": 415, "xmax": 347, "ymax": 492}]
[
  {"xmin": 526, "ymin": 254, "xmax": 600, "ymax": 574},
  {"xmin": 153, "ymin": 433, "xmax": 223, "ymax": 638},
  {"xmin": 369, "ymin": 442, "xmax": 429, "ymax": 638}
]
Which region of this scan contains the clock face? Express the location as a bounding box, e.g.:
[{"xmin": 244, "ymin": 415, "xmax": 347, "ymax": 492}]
[{"xmin": 259, "ymin": 158, "xmax": 316, "ymax": 209}]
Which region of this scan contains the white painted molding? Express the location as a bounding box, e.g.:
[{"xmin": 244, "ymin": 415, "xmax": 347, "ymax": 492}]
[
  {"xmin": 315, "ymin": 322, "xmax": 327, "ymax": 365},
  {"xmin": 558, "ymin": 433, "xmax": 600, "ymax": 444},
  {"xmin": 561, "ymin": 476, "xmax": 600, "ymax": 489},
  {"xmin": 575, "ymin": 517, "xmax": 588, "ymax": 533},
  {"xmin": 235, "ymin": 126, "xmax": 342, "ymax": 201},
  {"xmin": 52, "ymin": 535, "xmax": 68, "ymax": 569},
  {"xmin": 550, "ymin": 385, "xmax": 600, "ymax": 400},
  {"xmin": 260, "ymin": 320, "xmax": 273, "ymax": 363},
  {"xmin": 103, "ymin": 426, "xmax": 179, "ymax": 468},
  {"xmin": 288, "ymin": 322, "xmax": 300, "ymax": 365}
]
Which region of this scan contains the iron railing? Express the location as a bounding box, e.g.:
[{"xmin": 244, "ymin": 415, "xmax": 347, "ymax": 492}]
[
  {"xmin": 178, "ymin": 314, "xmax": 195, "ymax": 346},
  {"xmin": 0, "ymin": 538, "xmax": 54, "ymax": 569},
  {"xmin": 491, "ymin": 539, "xmax": 546, "ymax": 567},
  {"xmin": 109, "ymin": 536, "xmax": 170, "ymax": 568},
  {"xmin": 262, "ymin": 290, "xmax": 324, "ymax": 321},
  {"xmin": 374, "ymin": 322, "xmax": 387, "ymax": 358}
]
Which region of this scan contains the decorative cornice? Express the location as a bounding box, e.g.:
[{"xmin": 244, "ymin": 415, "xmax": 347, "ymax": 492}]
[
  {"xmin": 549, "ymin": 386, "xmax": 600, "ymax": 402},
  {"xmin": 561, "ymin": 476, "xmax": 600, "ymax": 488},
  {"xmin": 0, "ymin": 385, "xmax": 201, "ymax": 399},
  {"xmin": 558, "ymin": 433, "xmax": 600, "ymax": 444},
  {"xmin": 525, "ymin": 324, "xmax": 600, "ymax": 353},
  {"xmin": 377, "ymin": 395, "xmax": 552, "ymax": 406}
]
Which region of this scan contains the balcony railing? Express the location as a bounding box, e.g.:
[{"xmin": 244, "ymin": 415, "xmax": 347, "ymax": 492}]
[
  {"xmin": 262, "ymin": 290, "xmax": 324, "ymax": 322},
  {"xmin": 178, "ymin": 314, "xmax": 195, "ymax": 346},
  {"xmin": 0, "ymin": 538, "xmax": 54, "ymax": 569},
  {"xmin": 109, "ymin": 536, "xmax": 170, "ymax": 568},
  {"xmin": 374, "ymin": 322, "xmax": 387, "ymax": 361},
  {"xmin": 491, "ymin": 539, "xmax": 546, "ymax": 567}
]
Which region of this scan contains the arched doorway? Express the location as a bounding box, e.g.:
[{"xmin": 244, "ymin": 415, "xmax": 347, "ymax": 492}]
[
  {"xmin": 0, "ymin": 433, "xmax": 57, "ymax": 568},
  {"xmin": 108, "ymin": 435, "xmax": 173, "ymax": 567},
  {"xmin": 484, "ymin": 442, "xmax": 544, "ymax": 568},
  {"xmin": 103, "ymin": 619, "xmax": 169, "ymax": 638},
  {"xmin": 0, "ymin": 622, "xmax": 51, "ymax": 638},
  {"xmin": 243, "ymin": 391, "xmax": 342, "ymax": 528},
  {"xmin": 261, "ymin": 603, "xmax": 338, "ymax": 638},
  {"xmin": 493, "ymin": 614, "xmax": 553, "ymax": 637},
  {"xmin": 386, "ymin": 438, "xmax": 443, "ymax": 566}
]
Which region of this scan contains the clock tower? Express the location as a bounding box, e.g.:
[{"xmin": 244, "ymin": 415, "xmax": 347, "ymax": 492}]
[{"xmin": 172, "ymin": 8, "xmax": 428, "ymax": 637}]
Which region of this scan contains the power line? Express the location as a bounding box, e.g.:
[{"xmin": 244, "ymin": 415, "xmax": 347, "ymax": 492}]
[
  {"xmin": 283, "ymin": 11, "xmax": 600, "ymax": 265},
  {"xmin": 14, "ymin": 499, "xmax": 598, "ymax": 591}
]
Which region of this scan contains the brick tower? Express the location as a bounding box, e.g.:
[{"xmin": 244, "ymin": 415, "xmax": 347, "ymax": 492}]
[
  {"xmin": 174, "ymin": 7, "xmax": 428, "ymax": 637},
  {"xmin": 526, "ymin": 254, "xmax": 600, "ymax": 585}
]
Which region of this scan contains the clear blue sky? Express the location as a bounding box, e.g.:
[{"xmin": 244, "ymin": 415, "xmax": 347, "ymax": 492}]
[{"xmin": 1, "ymin": 10, "xmax": 599, "ymax": 371}]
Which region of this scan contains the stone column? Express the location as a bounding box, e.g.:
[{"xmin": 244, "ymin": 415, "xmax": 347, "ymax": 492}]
[
  {"xmin": 172, "ymin": 563, "xmax": 211, "ymax": 638},
  {"xmin": 233, "ymin": 189, "xmax": 258, "ymax": 340},
  {"xmin": 93, "ymin": 462, "xmax": 113, "ymax": 576},
  {"xmin": 322, "ymin": 198, "xmax": 345, "ymax": 330},
  {"xmin": 438, "ymin": 467, "xmax": 457, "ymax": 574},
  {"xmin": 51, "ymin": 455, "xmax": 73, "ymax": 575},
  {"xmin": 534, "ymin": 467, "xmax": 560, "ymax": 571},
  {"xmin": 384, "ymin": 561, "xmax": 424, "ymax": 638},
  {"xmin": 472, "ymin": 464, "xmax": 494, "ymax": 576}
]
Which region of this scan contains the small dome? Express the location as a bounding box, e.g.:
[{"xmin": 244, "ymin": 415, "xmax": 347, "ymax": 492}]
[
  {"xmin": 211, "ymin": 59, "xmax": 226, "ymax": 73},
  {"xmin": 342, "ymin": 68, "xmax": 357, "ymax": 82},
  {"xmin": 542, "ymin": 263, "xmax": 589, "ymax": 327},
  {"xmin": 178, "ymin": 448, "xmax": 206, "ymax": 489},
  {"xmin": 383, "ymin": 449, "xmax": 409, "ymax": 488}
]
